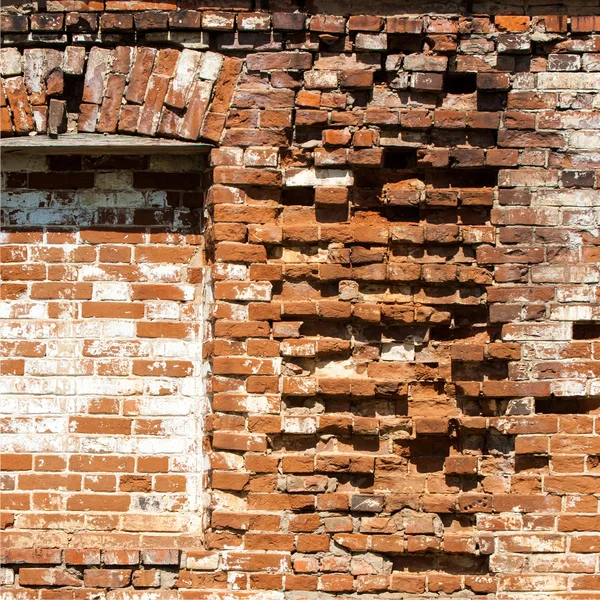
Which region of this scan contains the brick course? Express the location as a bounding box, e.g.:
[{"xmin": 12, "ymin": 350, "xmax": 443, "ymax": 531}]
[{"xmin": 2, "ymin": 2, "xmax": 600, "ymax": 598}]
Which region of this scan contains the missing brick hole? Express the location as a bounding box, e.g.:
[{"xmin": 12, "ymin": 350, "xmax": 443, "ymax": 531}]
[
  {"xmin": 373, "ymin": 69, "xmax": 387, "ymax": 85},
  {"xmin": 354, "ymin": 168, "xmax": 423, "ymax": 189},
  {"xmin": 283, "ymin": 397, "xmax": 322, "ymax": 411},
  {"xmin": 348, "ymin": 90, "xmax": 371, "ymax": 108},
  {"xmin": 336, "ymin": 474, "xmax": 375, "ymax": 488},
  {"xmin": 452, "ymin": 362, "xmax": 509, "ymax": 382},
  {"xmin": 445, "ymin": 73, "xmax": 477, "ymax": 95},
  {"xmin": 282, "ymin": 187, "xmax": 315, "ymax": 206},
  {"xmin": 461, "ymin": 398, "xmax": 510, "ymax": 417},
  {"xmin": 382, "ymin": 206, "xmax": 421, "ymax": 222},
  {"xmin": 573, "ymin": 322, "xmax": 600, "ymax": 340},
  {"xmin": 316, "ymin": 205, "xmax": 349, "ymax": 223},
  {"xmin": 588, "ymin": 455, "xmax": 600, "ymax": 469},
  {"xmin": 515, "ymin": 454, "xmax": 548, "ymax": 472},
  {"xmin": 388, "ymin": 34, "xmax": 423, "ymax": 54},
  {"xmin": 383, "ymin": 148, "xmax": 419, "ymax": 169},
  {"xmin": 426, "ymin": 168, "xmax": 499, "ymax": 188},
  {"xmin": 64, "ymin": 74, "xmax": 84, "ymax": 114},
  {"xmin": 440, "ymin": 514, "xmax": 476, "ymax": 529},
  {"xmin": 271, "ymin": 435, "xmax": 318, "ymax": 454},
  {"xmin": 432, "ymin": 129, "xmax": 498, "ymax": 148},
  {"xmin": 294, "ymin": 127, "xmax": 323, "ymax": 145},
  {"xmin": 535, "ymin": 397, "xmax": 600, "ymax": 414},
  {"xmin": 477, "ymin": 91, "xmax": 507, "ymax": 112},
  {"xmin": 392, "ymin": 554, "xmax": 489, "ymax": 574}
]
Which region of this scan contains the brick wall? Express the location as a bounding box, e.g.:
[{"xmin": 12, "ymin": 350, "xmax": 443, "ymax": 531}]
[
  {"xmin": 2, "ymin": 2, "xmax": 600, "ymax": 598},
  {"xmin": 1, "ymin": 153, "xmax": 208, "ymax": 551}
]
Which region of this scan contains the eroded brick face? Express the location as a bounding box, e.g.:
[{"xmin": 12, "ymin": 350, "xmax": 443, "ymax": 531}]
[{"xmin": 2, "ymin": 2, "xmax": 600, "ymax": 599}]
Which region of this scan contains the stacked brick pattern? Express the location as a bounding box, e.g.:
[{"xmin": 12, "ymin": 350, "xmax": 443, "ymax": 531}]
[{"xmin": 2, "ymin": 2, "xmax": 600, "ymax": 598}]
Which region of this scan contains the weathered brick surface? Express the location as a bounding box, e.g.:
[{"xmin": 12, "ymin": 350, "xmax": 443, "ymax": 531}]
[
  {"xmin": 2, "ymin": 3, "xmax": 600, "ymax": 599},
  {"xmin": 0, "ymin": 154, "xmax": 206, "ymax": 552}
]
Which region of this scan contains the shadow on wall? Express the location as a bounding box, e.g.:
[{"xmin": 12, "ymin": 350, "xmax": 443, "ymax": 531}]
[{"xmin": 1, "ymin": 153, "xmax": 203, "ymax": 231}]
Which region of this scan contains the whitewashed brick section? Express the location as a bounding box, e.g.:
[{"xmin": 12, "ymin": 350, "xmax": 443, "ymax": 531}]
[{"xmin": 0, "ymin": 153, "xmax": 207, "ymax": 535}]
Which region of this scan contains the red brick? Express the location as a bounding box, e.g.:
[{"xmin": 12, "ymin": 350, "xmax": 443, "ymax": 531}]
[{"xmin": 4, "ymin": 77, "xmax": 34, "ymax": 134}]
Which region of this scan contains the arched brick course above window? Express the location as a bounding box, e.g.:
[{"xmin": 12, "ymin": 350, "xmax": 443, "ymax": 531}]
[{"xmin": 1, "ymin": 45, "xmax": 241, "ymax": 141}]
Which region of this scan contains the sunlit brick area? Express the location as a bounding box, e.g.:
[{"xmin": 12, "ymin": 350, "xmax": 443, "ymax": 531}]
[{"xmin": 2, "ymin": 0, "xmax": 600, "ymax": 598}]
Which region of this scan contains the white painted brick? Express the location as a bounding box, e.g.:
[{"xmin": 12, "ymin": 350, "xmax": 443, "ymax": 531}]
[
  {"xmin": 0, "ymin": 569, "xmax": 15, "ymax": 586},
  {"xmin": 381, "ymin": 342, "xmax": 415, "ymax": 361},
  {"xmin": 80, "ymin": 437, "xmax": 117, "ymax": 453},
  {"xmin": 538, "ymin": 72, "xmax": 600, "ymax": 89},
  {"xmin": 95, "ymin": 172, "xmax": 134, "ymax": 190},
  {"xmin": 0, "ymin": 154, "xmax": 48, "ymax": 172},
  {"xmin": 304, "ymin": 70, "xmax": 338, "ymax": 89},
  {"xmin": 76, "ymin": 377, "xmax": 143, "ymax": 396},
  {"xmin": 355, "ymin": 33, "xmax": 388, "ymax": 51},
  {"xmin": 284, "ymin": 168, "xmax": 354, "ymax": 187},
  {"xmin": 146, "ymin": 302, "xmax": 181, "ymax": 320},
  {"xmin": 549, "ymin": 305, "xmax": 593, "ymax": 321},
  {"xmin": 138, "ymin": 264, "xmax": 184, "ymax": 282},
  {"xmin": 552, "ymin": 380, "xmax": 587, "ymax": 396},
  {"xmin": 502, "ymin": 323, "xmax": 572, "ymax": 341},
  {"xmin": 534, "ymin": 189, "xmax": 600, "ymax": 207},
  {"xmin": 93, "ymin": 283, "xmax": 130, "ymax": 301},
  {"xmin": 213, "ymin": 264, "xmax": 248, "ymax": 281},
  {"xmin": 197, "ymin": 51, "xmax": 224, "ymax": 80},
  {"xmin": 137, "ymin": 437, "xmax": 186, "ymax": 454},
  {"xmin": 2, "ymin": 191, "xmax": 52, "ymax": 208},
  {"xmin": 569, "ymin": 131, "xmax": 600, "ymax": 149},
  {"xmin": 0, "ymin": 48, "xmax": 22, "ymax": 75}
]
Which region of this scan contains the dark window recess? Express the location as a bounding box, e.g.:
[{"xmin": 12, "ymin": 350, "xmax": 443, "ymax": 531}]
[
  {"xmin": 573, "ymin": 322, "xmax": 600, "ymax": 339},
  {"xmin": 445, "ymin": 73, "xmax": 477, "ymax": 95},
  {"xmin": 49, "ymin": 155, "xmax": 83, "ymax": 171}
]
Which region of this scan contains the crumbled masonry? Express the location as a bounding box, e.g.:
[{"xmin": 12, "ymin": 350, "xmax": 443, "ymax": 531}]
[{"xmin": 2, "ymin": 1, "xmax": 600, "ymax": 598}]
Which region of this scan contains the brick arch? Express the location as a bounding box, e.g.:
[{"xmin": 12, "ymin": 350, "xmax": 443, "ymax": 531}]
[{"xmin": 0, "ymin": 45, "xmax": 242, "ymax": 142}]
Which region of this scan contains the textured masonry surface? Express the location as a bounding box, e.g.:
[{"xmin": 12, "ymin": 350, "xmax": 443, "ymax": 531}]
[{"xmin": 2, "ymin": 0, "xmax": 600, "ymax": 598}]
